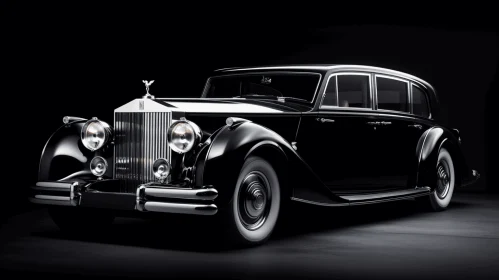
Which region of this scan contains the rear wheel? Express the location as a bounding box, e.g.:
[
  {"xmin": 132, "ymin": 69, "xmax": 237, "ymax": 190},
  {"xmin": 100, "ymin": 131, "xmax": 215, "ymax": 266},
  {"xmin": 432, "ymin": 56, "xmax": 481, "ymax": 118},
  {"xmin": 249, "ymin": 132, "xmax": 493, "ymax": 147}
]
[
  {"xmin": 222, "ymin": 156, "xmax": 281, "ymax": 246},
  {"xmin": 421, "ymin": 147, "xmax": 456, "ymax": 211}
]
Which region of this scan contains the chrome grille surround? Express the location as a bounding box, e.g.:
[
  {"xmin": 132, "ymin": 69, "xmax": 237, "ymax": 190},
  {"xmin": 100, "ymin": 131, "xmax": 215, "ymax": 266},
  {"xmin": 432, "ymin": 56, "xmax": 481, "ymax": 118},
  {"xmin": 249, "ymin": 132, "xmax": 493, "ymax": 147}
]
[{"xmin": 114, "ymin": 100, "xmax": 172, "ymax": 193}]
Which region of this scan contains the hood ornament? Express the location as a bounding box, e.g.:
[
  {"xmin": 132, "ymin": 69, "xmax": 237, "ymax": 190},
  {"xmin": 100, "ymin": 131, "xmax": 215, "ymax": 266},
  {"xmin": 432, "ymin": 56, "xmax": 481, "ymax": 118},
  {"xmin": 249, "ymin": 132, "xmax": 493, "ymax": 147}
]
[{"xmin": 142, "ymin": 80, "xmax": 155, "ymax": 99}]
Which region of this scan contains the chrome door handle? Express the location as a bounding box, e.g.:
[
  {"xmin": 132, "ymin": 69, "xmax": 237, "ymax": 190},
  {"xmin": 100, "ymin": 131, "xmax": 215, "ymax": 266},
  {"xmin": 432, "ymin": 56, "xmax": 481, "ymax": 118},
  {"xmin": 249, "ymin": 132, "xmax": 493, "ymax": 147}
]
[
  {"xmin": 316, "ymin": 118, "xmax": 335, "ymax": 123},
  {"xmin": 408, "ymin": 124, "xmax": 422, "ymax": 129},
  {"xmin": 380, "ymin": 121, "xmax": 391, "ymax": 125}
]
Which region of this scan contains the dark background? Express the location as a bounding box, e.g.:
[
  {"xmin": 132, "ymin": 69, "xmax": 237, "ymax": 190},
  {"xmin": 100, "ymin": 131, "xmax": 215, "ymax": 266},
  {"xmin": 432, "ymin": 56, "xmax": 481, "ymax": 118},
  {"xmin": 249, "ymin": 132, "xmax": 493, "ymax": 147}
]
[{"xmin": 1, "ymin": 3, "xmax": 497, "ymax": 221}]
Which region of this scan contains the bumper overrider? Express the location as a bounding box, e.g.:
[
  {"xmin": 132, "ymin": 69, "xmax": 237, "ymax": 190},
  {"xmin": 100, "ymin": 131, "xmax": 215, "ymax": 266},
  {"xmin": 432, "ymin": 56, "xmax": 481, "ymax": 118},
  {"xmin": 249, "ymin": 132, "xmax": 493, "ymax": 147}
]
[
  {"xmin": 29, "ymin": 180, "xmax": 219, "ymax": 216},
  {"xmin": 136, "ymin": 184, "xmax": 218, "ymax": 215}
]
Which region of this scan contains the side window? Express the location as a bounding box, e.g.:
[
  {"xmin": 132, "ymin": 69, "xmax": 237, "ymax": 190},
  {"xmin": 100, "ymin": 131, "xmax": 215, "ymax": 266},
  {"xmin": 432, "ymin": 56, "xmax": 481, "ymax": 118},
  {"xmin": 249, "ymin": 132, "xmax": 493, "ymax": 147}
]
[
  {"xmin": 412, "ymin": 85, "xmax": 430, "ymax": 117},
  {"xmin": 337, "ymin": 75, "xmax": 370, "ymax": 108},
  {"xmin": 376, "ymin": 76, "xmax": 409, "ymax": 112},
  {"xmin": 321, "ymin": 75, "xmax": 337, "ymax": 106}
]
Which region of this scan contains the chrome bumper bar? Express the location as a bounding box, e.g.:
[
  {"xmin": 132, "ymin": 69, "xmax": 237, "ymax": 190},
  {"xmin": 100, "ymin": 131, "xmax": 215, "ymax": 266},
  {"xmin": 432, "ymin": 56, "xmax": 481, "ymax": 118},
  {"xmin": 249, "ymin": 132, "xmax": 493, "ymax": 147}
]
[
  {"xmin": 30, "ymin": 181, "xmax": 219, "ymax": 216},
  {"xmin": 136, "ymin": 185, "xmax": 218, "ymax": 215},
  {"xmin": 29, "ymin": 181, "xmax": 82, "ymax": 206}
]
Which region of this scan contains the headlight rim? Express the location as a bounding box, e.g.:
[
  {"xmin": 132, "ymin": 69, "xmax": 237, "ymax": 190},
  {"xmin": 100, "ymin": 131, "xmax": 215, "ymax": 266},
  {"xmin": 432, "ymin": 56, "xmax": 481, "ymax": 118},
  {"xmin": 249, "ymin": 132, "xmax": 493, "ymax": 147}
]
[
  {"xmin": 90, "ymin": 156, "xmax": 108, "ymax": 177},
  {"xmin": 167, "ymin": 119, "xmax": 202, "ymax": 154},
  {"xmin": 81, "ymin": 117, "xmax": 112, "ymax": 151}
]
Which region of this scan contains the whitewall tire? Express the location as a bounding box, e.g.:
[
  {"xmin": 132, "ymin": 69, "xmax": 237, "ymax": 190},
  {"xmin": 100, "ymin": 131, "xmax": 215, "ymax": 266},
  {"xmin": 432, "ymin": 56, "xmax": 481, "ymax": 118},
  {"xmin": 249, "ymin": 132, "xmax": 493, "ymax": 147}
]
[
  {"xmin": 426, "ymin": 147, "xmax": 456, "ymax": 211},
  {"xmin": 225, "ymin": 156, "xmax": 281, "ymax": 246}
]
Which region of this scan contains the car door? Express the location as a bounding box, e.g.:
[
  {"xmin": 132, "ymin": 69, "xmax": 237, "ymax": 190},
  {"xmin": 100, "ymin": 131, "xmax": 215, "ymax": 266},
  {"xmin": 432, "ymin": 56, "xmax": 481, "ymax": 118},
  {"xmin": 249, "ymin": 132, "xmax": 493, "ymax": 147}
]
[
  {"xmin": 299, "ymin": 72, "xmax": 379, "ymax": 193},
  {"xmin": 373, "ymin": 75, "xmax": 428, "ymax": 189}
]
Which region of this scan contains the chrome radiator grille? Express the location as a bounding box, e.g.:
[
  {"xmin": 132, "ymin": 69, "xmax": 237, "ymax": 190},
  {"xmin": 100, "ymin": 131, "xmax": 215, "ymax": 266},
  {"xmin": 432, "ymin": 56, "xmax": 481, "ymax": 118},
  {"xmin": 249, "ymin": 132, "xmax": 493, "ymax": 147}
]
[{"xmin": 114, "ymin": 112, "xmax": 171, "ymax": 193}]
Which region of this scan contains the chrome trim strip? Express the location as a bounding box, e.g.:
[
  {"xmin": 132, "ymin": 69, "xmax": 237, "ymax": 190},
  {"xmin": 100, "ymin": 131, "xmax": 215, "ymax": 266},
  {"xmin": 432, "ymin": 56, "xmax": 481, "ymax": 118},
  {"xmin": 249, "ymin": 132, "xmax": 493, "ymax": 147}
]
[
  {"xmin": 140, "ymin": 201, "xmax": 218, "ymax": 215},
  {"xmin": 291, "ymin": 197, "xmax": 349, "ymax": 207},
  {"xmin": 144, "ymin": 187, "xmax": 218, "ymax": 201},
  {"xmin": 57, "ymin": 170, "xmax": 92, "ymax": 182},
  {"xmin": 348, "ymin": 192, "xmax": 430, "ymax": 206}
]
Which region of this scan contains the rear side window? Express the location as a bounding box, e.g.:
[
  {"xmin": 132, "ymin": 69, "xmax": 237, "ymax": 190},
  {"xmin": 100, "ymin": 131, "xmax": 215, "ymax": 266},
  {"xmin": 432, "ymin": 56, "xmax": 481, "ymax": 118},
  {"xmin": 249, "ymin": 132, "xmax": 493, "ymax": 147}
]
[
  {"xmin": 337, "ymin": 74, "xmax": 371, "ymax": 108},
  {"xmin": 376, "ymin": 76, "xmax": 409, "ymax": 112},
  {"xmin": 412, "ymin": 85, "xmax": 430, "ymax": 117}
]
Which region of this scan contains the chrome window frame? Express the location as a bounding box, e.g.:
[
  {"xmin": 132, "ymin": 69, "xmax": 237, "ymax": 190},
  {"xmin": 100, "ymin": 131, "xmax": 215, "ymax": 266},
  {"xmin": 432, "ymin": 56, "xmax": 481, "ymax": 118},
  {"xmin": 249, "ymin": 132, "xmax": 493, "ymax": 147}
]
[
  {"xmin": 374, "ymin": 74, "xmax": 410, "ymax": 114},
  {"xmin": 201, "ymin": 71, "xmax": 323, "ymax": 105},
  {"xmin": 319, "ymin": 72, "xmax": 373, "ymax": 111}
]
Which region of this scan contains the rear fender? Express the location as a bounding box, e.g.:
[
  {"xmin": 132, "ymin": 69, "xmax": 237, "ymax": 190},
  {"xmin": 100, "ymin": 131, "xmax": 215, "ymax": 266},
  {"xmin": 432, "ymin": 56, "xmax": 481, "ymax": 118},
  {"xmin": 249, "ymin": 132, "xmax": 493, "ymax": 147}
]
[{"xmin": 415, "ymin": 127, "xmax": 465, "ymax": 190}]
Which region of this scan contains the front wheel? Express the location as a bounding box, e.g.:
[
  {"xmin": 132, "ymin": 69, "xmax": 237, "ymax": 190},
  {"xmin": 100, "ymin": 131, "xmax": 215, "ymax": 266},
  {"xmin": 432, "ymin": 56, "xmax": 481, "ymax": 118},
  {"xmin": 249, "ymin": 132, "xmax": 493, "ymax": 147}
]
[
  {"xmin": 421, "ymin": 147, "xmax": 456, "ymax": 211},
  {"xmin": 222, "ymin": 156, "xmax": 281, "ymax": 246}
]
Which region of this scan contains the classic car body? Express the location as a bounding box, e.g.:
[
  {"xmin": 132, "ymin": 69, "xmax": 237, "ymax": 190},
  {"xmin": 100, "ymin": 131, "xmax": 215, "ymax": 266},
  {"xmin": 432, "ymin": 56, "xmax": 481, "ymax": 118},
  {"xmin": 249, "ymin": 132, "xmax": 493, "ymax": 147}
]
[{"xmin": 30, "ymin": 65, "xmax": 480, "ymax": 245}]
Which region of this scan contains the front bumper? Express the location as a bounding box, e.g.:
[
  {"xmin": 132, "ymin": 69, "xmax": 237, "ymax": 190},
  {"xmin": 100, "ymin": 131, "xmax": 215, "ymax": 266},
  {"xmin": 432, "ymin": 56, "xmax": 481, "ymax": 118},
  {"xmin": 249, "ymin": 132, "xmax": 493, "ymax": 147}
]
[
  {"xmin": 136, "ymin": 184, "xmax": 218, "ymax": 215},
  {"xmin": 29, "ymin": 180, "xmax": 219, "ymax": 216}
]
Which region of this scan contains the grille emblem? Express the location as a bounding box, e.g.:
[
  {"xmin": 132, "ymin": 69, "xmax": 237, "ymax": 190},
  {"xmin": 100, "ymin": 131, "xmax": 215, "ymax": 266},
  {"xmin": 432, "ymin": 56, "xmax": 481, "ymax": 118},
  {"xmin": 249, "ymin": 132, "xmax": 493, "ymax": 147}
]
[{"xmin": 139, "ymin": 100, "xmax": 144, "ymax": 110}]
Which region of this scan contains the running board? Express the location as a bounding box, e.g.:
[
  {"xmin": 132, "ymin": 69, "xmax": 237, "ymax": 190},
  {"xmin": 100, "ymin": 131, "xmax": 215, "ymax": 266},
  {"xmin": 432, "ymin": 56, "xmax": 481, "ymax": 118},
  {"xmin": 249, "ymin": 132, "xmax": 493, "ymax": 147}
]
[{"xmin": 339, "ymin": 187, "xmax": 431, "ymax": 205}]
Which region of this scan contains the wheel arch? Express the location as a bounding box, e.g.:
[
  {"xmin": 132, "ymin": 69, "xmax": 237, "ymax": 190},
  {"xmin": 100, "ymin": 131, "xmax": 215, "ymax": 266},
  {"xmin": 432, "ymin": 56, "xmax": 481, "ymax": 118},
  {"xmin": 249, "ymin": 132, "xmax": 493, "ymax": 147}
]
[{"xmin": 416, "ymin": 126, "xmax": 464, "ymax": 190}]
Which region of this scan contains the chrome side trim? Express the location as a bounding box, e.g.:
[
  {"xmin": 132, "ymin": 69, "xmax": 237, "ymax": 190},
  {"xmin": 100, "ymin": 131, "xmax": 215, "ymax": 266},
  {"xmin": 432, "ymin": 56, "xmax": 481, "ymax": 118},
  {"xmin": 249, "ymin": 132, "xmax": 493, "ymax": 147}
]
[
  {"xmin": 139, "ymin": 201, "xmax": 218, "ymax": 215},
  {"xmin": 144, "ymin": 187, "xmax": 218, "ymax": 201},
  {"xmin": 291, "ymin": 197, "xmax": 349, "ymax": 207}
]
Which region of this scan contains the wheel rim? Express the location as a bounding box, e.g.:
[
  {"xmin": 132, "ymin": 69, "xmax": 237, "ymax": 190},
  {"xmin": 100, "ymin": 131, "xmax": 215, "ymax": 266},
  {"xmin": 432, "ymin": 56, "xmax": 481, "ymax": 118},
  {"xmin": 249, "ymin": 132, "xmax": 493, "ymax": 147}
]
[
  {"xmin": 238, "ymin": 171, "xmax": 271, "ymax": 231},
  {"xmin": 436, "ymin": 160, "xmax": 451, "ymax": 199}
]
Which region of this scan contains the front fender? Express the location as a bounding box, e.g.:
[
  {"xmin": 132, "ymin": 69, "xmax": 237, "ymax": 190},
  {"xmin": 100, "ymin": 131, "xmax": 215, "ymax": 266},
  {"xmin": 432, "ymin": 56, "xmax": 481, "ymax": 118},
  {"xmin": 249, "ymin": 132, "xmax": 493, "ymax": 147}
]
[
  {"xmin": 201, "ymin": 121, "xmax": 344, "ymax": 206},
  {"xmin": 38, "ymin": 120, "xmax": 113, "ymax": 182}
]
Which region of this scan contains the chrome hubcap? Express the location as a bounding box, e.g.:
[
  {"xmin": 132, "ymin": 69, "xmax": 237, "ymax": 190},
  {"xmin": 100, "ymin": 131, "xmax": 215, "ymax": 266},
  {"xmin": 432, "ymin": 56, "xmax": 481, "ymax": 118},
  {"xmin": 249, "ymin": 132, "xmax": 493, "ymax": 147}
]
[
  {"xmin": 238, "ymin": 171, "xmax": 271, "ymax": 231},
  {"xmin": 436, "ymin": 161, "xmax": 451, "ymax": 199}
]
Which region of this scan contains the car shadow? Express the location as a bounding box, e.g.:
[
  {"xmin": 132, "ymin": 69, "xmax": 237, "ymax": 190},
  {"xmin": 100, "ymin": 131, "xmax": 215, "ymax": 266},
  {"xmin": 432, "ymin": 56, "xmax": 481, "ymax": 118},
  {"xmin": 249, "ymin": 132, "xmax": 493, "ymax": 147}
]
[{"xmin": 31, "ymin": 198, "xmax": 474, "ymax": 252}]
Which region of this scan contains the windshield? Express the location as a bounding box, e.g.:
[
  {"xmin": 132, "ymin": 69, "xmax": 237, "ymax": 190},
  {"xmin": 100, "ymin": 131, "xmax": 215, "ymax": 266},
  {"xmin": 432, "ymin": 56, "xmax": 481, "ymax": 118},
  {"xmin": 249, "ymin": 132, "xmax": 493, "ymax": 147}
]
[{"xmin": 203, "ymin": 72, "xmax": 321, "ymax": 103}]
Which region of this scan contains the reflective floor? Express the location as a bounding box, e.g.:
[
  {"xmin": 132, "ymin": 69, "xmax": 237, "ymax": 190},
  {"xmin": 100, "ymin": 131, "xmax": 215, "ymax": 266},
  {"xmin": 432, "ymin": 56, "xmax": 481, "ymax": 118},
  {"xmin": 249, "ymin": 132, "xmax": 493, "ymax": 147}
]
[{"xmin": 1, "ymin": 193, "xmax": 499, "ymax": 279}]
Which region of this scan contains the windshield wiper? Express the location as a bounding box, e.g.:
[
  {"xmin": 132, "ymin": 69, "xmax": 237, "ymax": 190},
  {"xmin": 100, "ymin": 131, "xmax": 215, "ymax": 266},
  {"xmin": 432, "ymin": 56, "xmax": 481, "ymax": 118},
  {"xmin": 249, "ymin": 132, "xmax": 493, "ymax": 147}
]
[{"xmin": 233, "ymin": 95, "xmax": 309, "ymax": 104}]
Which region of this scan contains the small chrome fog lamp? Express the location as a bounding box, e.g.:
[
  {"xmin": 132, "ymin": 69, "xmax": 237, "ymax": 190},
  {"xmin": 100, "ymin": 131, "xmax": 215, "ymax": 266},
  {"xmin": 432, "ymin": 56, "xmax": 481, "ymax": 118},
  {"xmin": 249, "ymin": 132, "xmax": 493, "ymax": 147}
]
[
  {"xmin": 90, "ymin": 156, "xmax": 108, "ymax": 177},
  {"xmin": 153, "ymin": 158, "xmax": 171, "ymax": 181}
]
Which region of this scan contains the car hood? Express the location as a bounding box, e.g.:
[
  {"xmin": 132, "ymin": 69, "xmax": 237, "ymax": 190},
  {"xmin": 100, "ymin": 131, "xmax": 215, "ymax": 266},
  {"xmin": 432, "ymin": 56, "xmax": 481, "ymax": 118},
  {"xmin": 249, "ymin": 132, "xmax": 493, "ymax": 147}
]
[{"xmin": 114, "ymin": 98, "xmax": 305, "ymax": 139}]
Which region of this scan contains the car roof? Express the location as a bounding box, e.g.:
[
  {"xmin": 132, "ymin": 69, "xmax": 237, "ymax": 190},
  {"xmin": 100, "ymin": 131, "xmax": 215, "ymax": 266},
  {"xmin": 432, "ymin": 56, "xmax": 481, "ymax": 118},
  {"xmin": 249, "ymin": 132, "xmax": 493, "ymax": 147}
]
[{"xmin": 214, "ymin": 64, "xmax": 435, "ymax": 93}]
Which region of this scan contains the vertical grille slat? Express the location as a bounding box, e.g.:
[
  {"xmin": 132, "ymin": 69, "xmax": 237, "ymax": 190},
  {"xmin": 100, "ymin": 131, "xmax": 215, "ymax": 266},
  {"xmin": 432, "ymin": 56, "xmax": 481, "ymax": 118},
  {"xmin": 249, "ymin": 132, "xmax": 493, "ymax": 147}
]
[{"xmin": 114, "ymin": 111, "xmax": 171, "ymax": 193}]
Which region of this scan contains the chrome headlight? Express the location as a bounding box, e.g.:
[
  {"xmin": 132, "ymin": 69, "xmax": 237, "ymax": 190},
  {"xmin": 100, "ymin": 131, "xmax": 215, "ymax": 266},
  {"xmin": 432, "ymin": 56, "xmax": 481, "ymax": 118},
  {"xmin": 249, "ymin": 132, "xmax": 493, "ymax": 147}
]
[
  {"xmin": 167, "ymin": 119, "xmax": 202, "ymax": 154},
  {"xmin": 81, "ymin": 117, "xmax": 112, "ymax": 151}
]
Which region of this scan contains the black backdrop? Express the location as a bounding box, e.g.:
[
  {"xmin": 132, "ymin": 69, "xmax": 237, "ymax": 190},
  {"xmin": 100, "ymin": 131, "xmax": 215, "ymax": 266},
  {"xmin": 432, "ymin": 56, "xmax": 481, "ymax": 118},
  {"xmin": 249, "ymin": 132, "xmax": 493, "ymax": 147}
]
[{"xmin": 2, "ymin": 3, "xmax": 498, "ymax": 220}]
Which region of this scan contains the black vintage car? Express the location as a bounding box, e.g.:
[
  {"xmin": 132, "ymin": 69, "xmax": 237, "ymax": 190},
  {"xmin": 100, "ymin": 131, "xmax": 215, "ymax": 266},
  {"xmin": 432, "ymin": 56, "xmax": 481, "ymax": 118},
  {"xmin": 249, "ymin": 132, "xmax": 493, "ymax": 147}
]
[{"xmin": 30, "ymin": 65, "xmax": 480, "ymax": 245}]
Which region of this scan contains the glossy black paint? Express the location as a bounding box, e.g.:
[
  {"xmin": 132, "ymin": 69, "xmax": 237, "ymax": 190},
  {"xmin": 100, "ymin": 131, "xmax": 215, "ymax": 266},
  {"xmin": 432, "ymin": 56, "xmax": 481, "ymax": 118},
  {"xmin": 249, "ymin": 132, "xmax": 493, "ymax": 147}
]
[
  {"xmin": 201, "ymin": 120, "xmax": 346, "ymax": 206},
  {"xmin": 38, "ymin": 120, "xmax": 114, "ymax": 183},
  {"xmin": 35, "ymin": 65, "xmax": 479, "ymax": 211}
]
